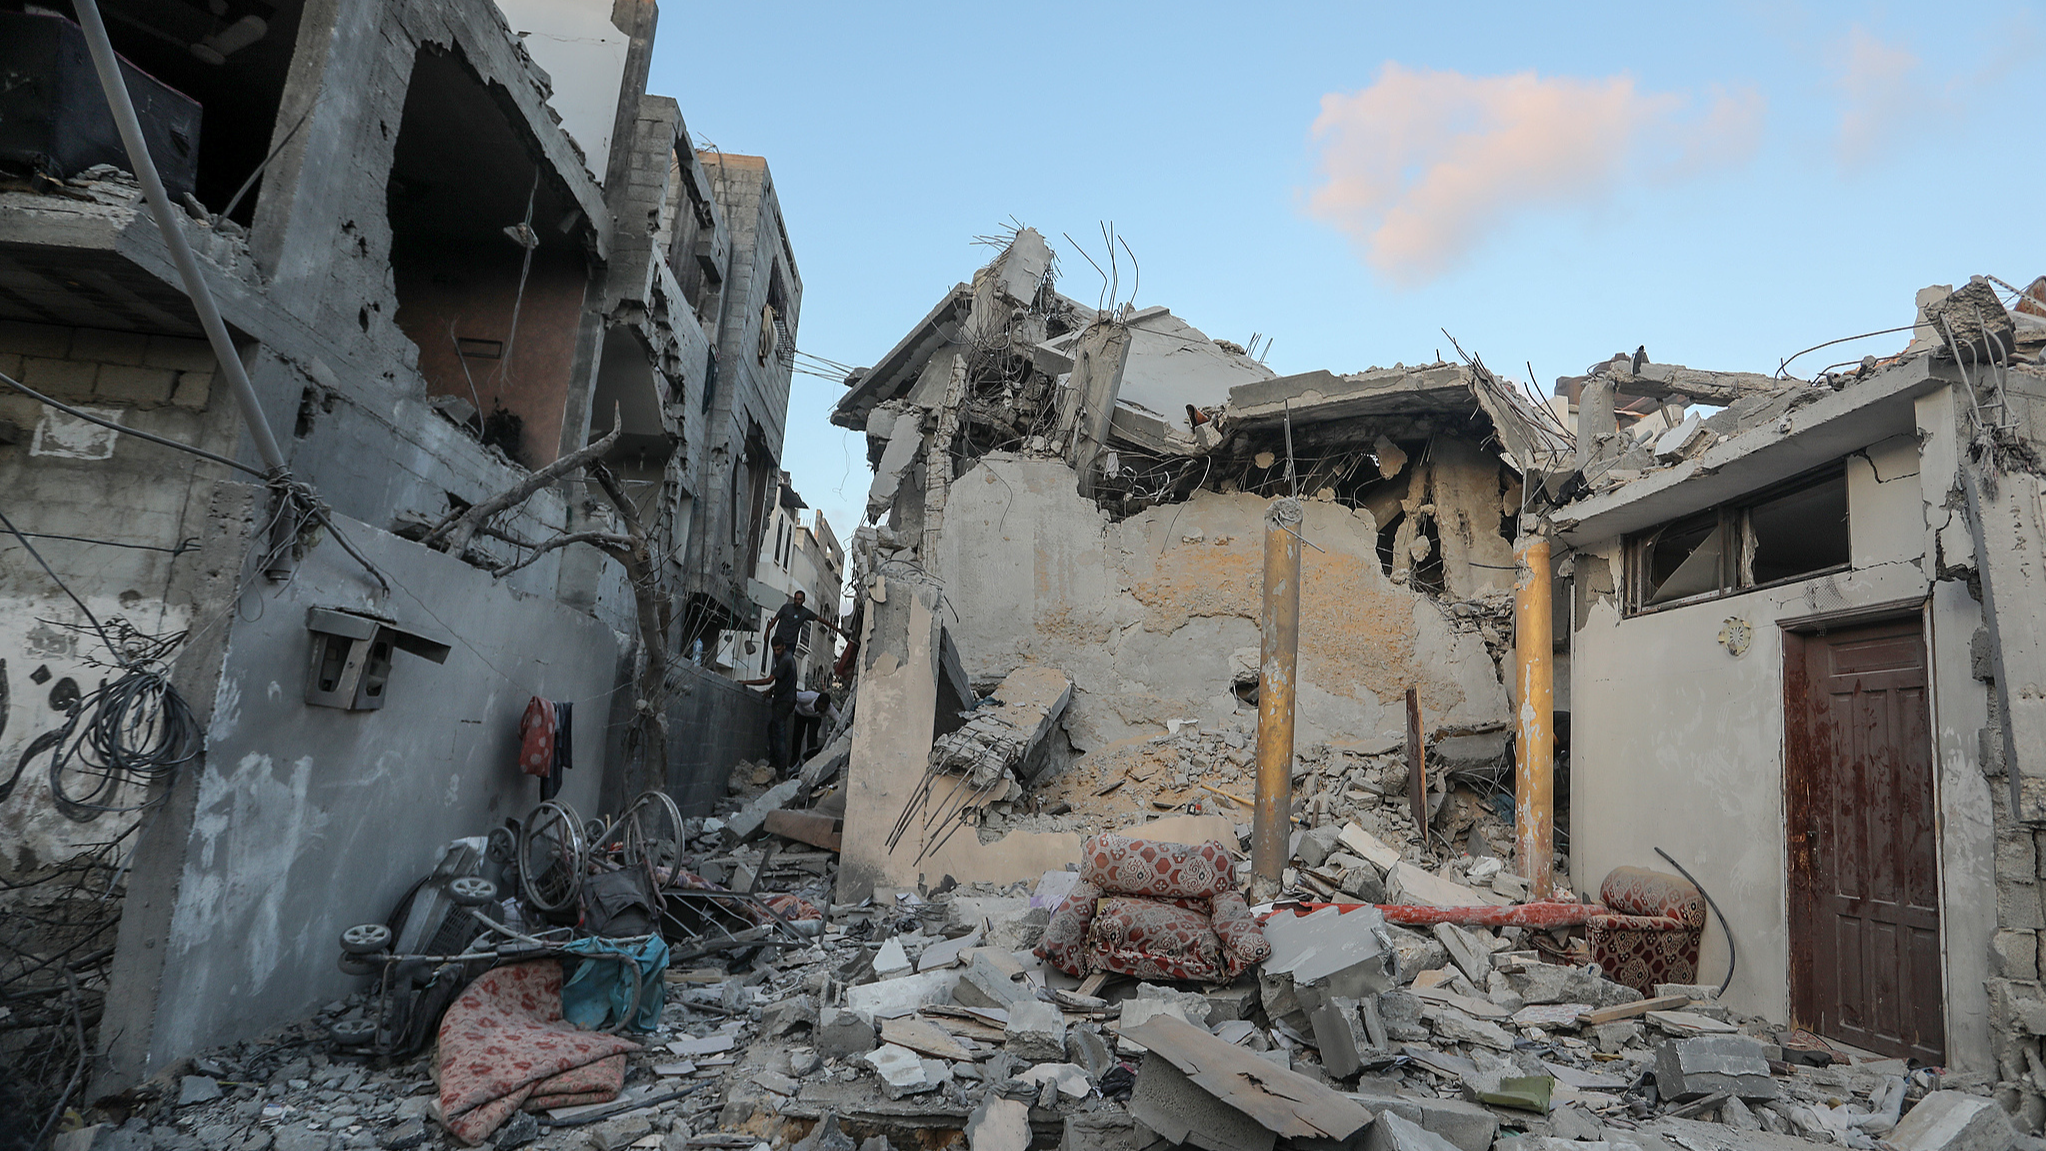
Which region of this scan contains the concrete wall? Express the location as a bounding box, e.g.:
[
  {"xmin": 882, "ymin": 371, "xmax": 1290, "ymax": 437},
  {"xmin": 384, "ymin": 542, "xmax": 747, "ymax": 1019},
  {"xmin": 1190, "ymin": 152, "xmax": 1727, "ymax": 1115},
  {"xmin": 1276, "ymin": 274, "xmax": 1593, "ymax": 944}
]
[
  {"xmin": 1568, "ymin": 402, "xmax": 1996, "ymax": 1072},
  {"xmin": 132, "ymin": 511, "xmax": 621, "ymax": 1070},
  {"xmin": 664, "ymin": 658, "xmax": 768, "ymax": 815},
  {"xmin": 935, "ymin": 454, "xmax": 1509, "ymax": 754},
  {"xmin": 490, "ymin": 0, "xmax": 630, "ymax": 178}
]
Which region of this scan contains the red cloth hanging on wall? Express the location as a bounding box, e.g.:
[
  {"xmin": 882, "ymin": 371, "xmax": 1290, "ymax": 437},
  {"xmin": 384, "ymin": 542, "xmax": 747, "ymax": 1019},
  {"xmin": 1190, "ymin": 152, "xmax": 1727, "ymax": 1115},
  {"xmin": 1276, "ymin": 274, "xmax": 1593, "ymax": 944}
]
[{"xmin": 518, "ymin": 696, "xmax": 556, "ymax": 778}]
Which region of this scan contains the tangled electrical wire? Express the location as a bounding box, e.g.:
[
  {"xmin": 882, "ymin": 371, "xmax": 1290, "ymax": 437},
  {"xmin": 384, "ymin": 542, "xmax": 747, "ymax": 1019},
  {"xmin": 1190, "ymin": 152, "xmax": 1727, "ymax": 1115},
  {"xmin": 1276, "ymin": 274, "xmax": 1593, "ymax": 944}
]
[{"xmin": 0, "ymin": 618, "xmax": 203, "ymax": 823}]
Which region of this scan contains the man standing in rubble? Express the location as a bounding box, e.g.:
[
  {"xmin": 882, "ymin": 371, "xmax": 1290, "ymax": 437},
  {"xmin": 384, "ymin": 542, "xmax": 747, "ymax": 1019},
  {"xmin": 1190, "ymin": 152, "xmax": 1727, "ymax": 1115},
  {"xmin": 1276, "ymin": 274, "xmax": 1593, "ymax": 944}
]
[
  {"xmin": 761, "ymin": 589, "xmax": 843, "ymax": 662},
  {"xmin": 741, "ymin": 637, "xmax": 800, "ymax": 774}
]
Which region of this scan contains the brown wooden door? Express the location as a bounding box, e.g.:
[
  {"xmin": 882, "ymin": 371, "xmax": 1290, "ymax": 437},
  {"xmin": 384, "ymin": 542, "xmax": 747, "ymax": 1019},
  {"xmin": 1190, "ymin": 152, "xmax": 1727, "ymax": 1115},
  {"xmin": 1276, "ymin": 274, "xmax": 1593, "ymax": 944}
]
[{"xmin": 1785, "ymin": 617, "xmax": 1943, "ymax": 1063}]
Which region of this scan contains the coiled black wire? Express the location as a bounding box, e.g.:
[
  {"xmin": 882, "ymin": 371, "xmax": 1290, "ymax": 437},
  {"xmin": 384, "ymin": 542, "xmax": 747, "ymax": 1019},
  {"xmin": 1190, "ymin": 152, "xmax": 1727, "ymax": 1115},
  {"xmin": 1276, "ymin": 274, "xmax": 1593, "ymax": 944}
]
[{"xmin": 45, "ymin": 665, "xmax": 202, "ymax": 822}]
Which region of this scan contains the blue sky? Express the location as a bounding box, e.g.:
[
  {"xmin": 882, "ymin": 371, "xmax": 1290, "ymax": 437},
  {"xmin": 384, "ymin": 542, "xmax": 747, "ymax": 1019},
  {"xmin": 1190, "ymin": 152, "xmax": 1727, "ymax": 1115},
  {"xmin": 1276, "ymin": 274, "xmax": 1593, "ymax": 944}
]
[{"xmin": 646, "ymin": 2, "xmax": 2041, "ymax": 546}]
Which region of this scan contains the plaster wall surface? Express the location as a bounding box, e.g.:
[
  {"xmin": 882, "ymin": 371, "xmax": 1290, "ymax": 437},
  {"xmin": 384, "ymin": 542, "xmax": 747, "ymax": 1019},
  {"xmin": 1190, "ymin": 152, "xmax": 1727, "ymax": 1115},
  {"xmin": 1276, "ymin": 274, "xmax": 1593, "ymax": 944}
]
[
  {"xmin": 935, "ymin": 455, "xmax": 1509, "ymax": 754},
  {"xmin": 663, "ymin": 658, "xmax": 768, "ymax": 816},
  {"xmin": 1568, "ymin": 397, "xmax": 1993, "ymax": 1071},
  {"xmin": 143, "ymin": 511, "xmax": 620, "ymax": 1068}
]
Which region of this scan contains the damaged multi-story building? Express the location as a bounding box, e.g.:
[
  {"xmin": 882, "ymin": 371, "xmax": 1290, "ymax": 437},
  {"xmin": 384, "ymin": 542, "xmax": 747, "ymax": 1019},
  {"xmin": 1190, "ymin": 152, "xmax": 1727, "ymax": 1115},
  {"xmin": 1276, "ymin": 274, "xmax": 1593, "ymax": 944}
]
[{"xmin": 0, "ymin": 0, "xmax": 800, "ymax": 1109}]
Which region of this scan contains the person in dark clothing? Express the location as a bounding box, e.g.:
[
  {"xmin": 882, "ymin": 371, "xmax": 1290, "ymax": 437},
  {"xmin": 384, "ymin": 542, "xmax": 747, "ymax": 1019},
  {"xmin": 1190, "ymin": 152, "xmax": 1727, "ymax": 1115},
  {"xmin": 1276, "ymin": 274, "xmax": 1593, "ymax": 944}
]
[
  {"xmin": 791, "ymin": 689, "xmax": 837, "ymax": 763},
  {"xmin": 741, "ymin": 637, "xmax": 800, "ymax": 772},
  {"xmin": 761, "ymin": 590, "xmax": 844, "ymax": 658}
]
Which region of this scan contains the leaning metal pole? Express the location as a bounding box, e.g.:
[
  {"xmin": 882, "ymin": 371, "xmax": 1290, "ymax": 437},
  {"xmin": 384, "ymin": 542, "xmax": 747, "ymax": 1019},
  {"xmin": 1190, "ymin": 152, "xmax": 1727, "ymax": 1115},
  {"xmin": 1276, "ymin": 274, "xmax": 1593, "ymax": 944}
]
[
  {"xmin": 1513, "ymin": 528, "xmax": 1554, "ymax": 899},
  {"xmin": 1251, "ymin": 497, "xmax": 1303, "ymax": 901},
  {"xmin": 73, "ymin": 0, "xmax": 289, "ymax": 476}
]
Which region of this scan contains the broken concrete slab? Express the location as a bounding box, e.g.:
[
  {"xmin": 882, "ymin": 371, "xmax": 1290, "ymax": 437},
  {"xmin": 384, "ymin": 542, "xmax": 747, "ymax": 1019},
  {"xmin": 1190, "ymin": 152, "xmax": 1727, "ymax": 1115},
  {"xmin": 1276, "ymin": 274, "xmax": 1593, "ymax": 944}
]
[
  {"xmin": 1336, "ymin": 823, "xmax": 1404, "ymax": 873},
  {"xmin": 816, "ymin": 1007, "xmax": 879, "ymax": 1058},
  {"xmin": 862, "ymin": 1044, "xmax": 944, "ymax": 1099},
  {"xmin": 1387, "ymin": 864, "xmax": 1507, "ymax": 908},
  {"xmin": 1346, "ymin": 1091, "xmax": 1499, "ymax": 1151},
  {"xmin": 1306, "ymin": 995, "xmax": 1380, "ymax": 1080},
  {"xmin": 1646, "ymin": 1010, "xmax": 1738, "ymax": 1036},
  {"xmin": 1426, "ymin": 1005, "xmax": 1514, "ymax": 1051},
  {"xmin": 1062, "ymin": 1110, "xmax": 1140, "ymax": 1151},
  {"xmin": 966, "ymin": 1097, "xmax": 1031, "ymax": 1151},
  {"xmin": 1262, "ymin": 906, "xmax": 1400, "ymax": 1000},
  {"xmin": 953, "ymin": 951, "xmax": 1036, "ymax": 1010},
  {"xmin": 725, "ymin": 778, "xmax": 803, "ymax": 845},
  {"xmin": 846, "ymin": 968, "xmax": 963, "ymax": 1021},
  {"xmin": 1004, "ymin": 998, "xmax": 1067, "ymax": 1062},
  {"xmin": 1123, "ymin": 1014, "xmax": 1373, "ymax": 1149},
  {"xmin": 1130, "ymin": 1052, "xmax": 1277, "ymax": 1151},
  {"xmin": 1430, "ymin": 923, "xmax": 1492, "ymax": 986},
  {"xmin": 1365, "ymin": 1111, "xmax": 1464, "ymax": 1151},
  {"xmin": 1654, "ymin": 1035, "xmax": 1779, "ymax": 1102},
  {"xmin": 872, "ymin": 937, "xmax": 912, "ymax": 980},
  {"xmin": 1887, "ymin": 1091, "xmax": 2017, "ymax": 1151},
  {"xmin": 928, "ymin": 665, "xmax": 1073, "ymax": 787},
  {"xmin": 1019, "ymin": 1061, "xmax": 1091, "ymax": 1100},
  {"xmin": 878, "ymin": 1016, "xmax": 971, "ymax": 1062}
]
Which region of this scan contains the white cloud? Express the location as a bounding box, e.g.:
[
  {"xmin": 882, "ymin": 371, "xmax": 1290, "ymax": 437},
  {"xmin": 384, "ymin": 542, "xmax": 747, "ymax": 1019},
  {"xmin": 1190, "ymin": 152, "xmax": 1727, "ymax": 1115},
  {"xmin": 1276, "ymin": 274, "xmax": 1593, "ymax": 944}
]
[
  {"xmin": 1833, "ymin": 27, "xmax": 1924, "ymax": 169},
  {"xmin": 1306, "ymin": 65, "xmax": 1765, "ymax": 286}
]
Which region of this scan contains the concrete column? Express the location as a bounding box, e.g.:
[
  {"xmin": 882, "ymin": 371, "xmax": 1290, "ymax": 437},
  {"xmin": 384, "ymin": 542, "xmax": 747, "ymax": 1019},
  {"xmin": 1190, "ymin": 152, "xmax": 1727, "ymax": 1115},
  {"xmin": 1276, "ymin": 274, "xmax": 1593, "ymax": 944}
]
[
  {"xmin": 1514, "ymin": 531, "xmax": 1554, "ymax": 897},
  {"xmin": 1252, "ymin": 498, "xmax": 1302, "ymax": 900}
]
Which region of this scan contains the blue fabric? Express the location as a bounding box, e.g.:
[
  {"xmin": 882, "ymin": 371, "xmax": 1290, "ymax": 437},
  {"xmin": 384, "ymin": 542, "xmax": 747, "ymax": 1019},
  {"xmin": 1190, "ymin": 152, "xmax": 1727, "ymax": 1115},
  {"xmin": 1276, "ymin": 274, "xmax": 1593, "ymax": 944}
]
[{"xmin": 559, "ymin": 935, "xmax": 668, "ymax": 1033}]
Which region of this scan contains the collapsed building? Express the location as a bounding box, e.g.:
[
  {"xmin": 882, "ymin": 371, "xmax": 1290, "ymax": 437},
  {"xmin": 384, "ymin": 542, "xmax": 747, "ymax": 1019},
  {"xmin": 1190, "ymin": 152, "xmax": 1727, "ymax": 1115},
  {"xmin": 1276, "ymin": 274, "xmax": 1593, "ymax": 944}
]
[
  {"xmin": 822, "ymin": 228, "xmax": 1572, "ymax": 903},
  {"xmin": 0, "ymin": 0, "xmax": 804, "ymax": 1114}
]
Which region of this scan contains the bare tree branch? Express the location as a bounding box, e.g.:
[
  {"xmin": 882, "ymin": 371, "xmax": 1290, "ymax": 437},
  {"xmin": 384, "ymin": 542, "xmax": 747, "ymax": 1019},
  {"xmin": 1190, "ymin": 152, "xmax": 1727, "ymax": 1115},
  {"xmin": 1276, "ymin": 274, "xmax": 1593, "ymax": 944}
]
[
  {"xmin": 489, "ymin": 529, "xmax": 635, "ymax": 578},
  {"xmin": 422, "ymin": 406, "xmax": 624, "ymax": 554},
  {"xmin": 588, "ymin": 460, "xmax": 670, "ymax": 796}
]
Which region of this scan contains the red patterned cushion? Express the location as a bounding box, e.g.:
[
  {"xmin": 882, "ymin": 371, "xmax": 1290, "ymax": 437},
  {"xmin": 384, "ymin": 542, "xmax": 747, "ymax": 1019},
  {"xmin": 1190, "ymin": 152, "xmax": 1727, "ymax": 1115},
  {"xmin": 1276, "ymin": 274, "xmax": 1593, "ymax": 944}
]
[
  {"xmin": 1598, "ymin": 867, "xmax": 1705, "ymax": 927},
  {"xmin": 1087, "ymin": 897, "xmax": 1227, "ymax": 982},
  {"xmin": 1080, "ymin": 835, "xmax": 1234, "ymax": 899},
  {"xmin": 1036, "ymin": 880, "xmax": 1103, "ymax": 977},
  {"xmin": 1590, "ymin": 869, "xmax": 1704, "ymax": 994},
  {"xmin": 1208, "ymin": 890, "xmax": 1270, "ymax": 970}
]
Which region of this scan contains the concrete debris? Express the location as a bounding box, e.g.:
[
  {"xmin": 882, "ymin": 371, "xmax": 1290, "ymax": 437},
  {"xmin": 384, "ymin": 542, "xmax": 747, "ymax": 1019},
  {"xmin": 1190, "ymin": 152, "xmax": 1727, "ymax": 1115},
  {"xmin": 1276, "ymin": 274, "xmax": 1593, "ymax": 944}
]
[
  {"xmin": 1888, "ymin": 1091, "xmax": 2019, "ymax": 1151},
  {"xmin": 927, "ymin": 666, "xmax": 1074, "ymax": 788},
  {"xmin": 1656, "ymin": 1035, "xmax": 1781, "ymax": 1102}
]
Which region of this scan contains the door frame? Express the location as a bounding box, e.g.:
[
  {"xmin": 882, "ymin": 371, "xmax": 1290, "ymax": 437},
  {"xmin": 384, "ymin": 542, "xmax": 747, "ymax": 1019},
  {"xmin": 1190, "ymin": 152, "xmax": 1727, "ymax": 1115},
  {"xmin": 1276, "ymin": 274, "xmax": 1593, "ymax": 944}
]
[{"xmin": 1779, "ymin": 598, "xmax": 1939, "ymax": 1054}]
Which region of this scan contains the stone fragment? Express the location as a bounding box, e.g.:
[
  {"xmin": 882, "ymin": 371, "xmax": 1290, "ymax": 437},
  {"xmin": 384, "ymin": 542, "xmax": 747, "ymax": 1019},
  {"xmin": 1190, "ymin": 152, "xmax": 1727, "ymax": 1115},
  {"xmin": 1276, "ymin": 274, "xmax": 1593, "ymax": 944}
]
[
  {"xmin": 376, "ymin": 1118, "xmax": 428, "ymax": 1150},
  {"xmin": 1723, "ymin": 1097, "xmax": 1763, "ymax": 1131},
  {"xmin": 872, "ymin": 938, "xmax": 912, "ymax": 980},
  {"xmin": 1426, "ymin": 1006, "xmax": 1514, "ymax": 1051},
  {"xmin": 1888, "ymin": 1091, "xmax": 2018, "ymax": 1151},
  {"xmin": 1432, "ymin": 924, "xmax": 1492, "ymax": 984},
  {"xmin": 953, "ymin": 952, "xmax": 1034, "ymax": 1010},
  {"xmin": 966, "ymin": 1098, "xmax": 1031, "ymax": 1151},
  {"xmin": 1204, "ymin": 976, "xmax": 1260, "ymax": 1022},
  {"xmin": 724, "ymin": 778, "xmax": 802, "ymax": 844},
  {"xmin": 586, "ymin": 1113, "xmax": 654, "ymax": 1151},
  {"xmin": 1066, "ymin": 1025, "xmax": 1114, "ymax": 1079},
  {"xmin": 845, "ymin": 969, "xmax": 961, "ymax": 1020},
  {"xmin": 1061, "ymin": 1111, "xmax": 1139, "ymax": 1151},
  {"xmin": 1305, "ymin": 994, "xmax": 1378, "ymax": 1078},
  {"xmin": 793, "ymin": 1114, "xmax": 856, "ymax": 1151},
  {"xmin": 272, "ymin": 1125, "xmax": 335, "ymax": 1151},
  {"xmin": 816, "ymin": 1007, "xmax": 878, "ymax": 1057},
  {"xmin": 1655, "ymin": 1035, "xmax": 1779, "ymax": 1101},
  {"xmin": 1593, "ymin": 1020, "xmax": 1642, "ymax": 1053},
  {"xmin": 1018, "ymin": 1062, "xmax": 1091, "ymax": 1100},
  {"xmin": 862, "ymin": 1044, "xmax": 942, "ymax": 1098},
  {"xmin": 1296, "ymin": 825, "xmax": 1345, "ymax": 868},
  {"xmin": 1510, "ymin": 1003, "xmax": 1589, "ymax": 1030},
  {"xmin": 179, "ymin": 1075, "xmax": 224, "ymax": 1105},
  {"xmin": 1135, "ymin": 982, "xmax": 1217, "ymax": 1026},
  {"xmin": 1655, "ymin": 983, "xmax": 1720, "ymax": 1001},
  {"xmin": 1128, "ymin": 1053, "xmax": 1276, "ymax": 1151},
  {"xmin": 1347, "ymin": 1090, "xmax": 1500, "ymax": 1151},
  {"xmin": 1115, "ymin": 998, "xmax": 1191, "ymax": 1052},
  {"xmin": 1366, "ymin": 1111, "xmax": 1467, "ymax": 1151},
  {"xmin": 1005, "ymin": 999, "xmax": 1067, "ymax": 1061},
  {"xmin": 762, "ymin": 996, "xmax": 819, "ymax": 1036},
  {"xmin": 1377, "ymin": 990, "xmax": 1429, "ymax": 1042}
]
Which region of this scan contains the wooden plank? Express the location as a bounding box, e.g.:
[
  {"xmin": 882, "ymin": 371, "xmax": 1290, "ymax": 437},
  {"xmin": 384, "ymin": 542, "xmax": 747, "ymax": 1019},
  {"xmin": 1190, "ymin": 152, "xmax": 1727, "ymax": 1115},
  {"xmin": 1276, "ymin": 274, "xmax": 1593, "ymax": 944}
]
[
  {"xmin": 763, "ymin": 809, "xmax": 842, "ymax": 852},
  {"xmin": 1576, "ymin": 995, "xmax": 1691, "ymax": 1026},
  {"xmin": 1122, "ymin": 1014, "xmax": 1373, "ymax": 1143}
]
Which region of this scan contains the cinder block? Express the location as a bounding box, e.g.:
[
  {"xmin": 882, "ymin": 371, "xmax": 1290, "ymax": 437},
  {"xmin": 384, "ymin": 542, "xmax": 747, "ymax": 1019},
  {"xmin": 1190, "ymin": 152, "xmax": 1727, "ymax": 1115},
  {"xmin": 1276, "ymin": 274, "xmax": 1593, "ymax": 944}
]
[
  {"xmin": 1997, "ymin": 833, "xmax": 2037, "ymax": 882},
  {"xmin": 71, "ymin": 328, "xmax": 147, "ymax": 365},
  {"xmin": 169, "ymin": 369, "xmax": 214, "ymax": 410},
  {"xmin": 20, "ymin": 355, "xmax": 99, "ymax": 397},
  {"xmin": 1348, "ymin": 1091, "xmax": 1499, "ymax": 1151},
  {"xmin": 1997, "ymin": 881, "xmax": 2044, "ymax": 932},
  {"xmin": 1991, "ymin": 931, "xmax": 2038, "ymax": 980},
  {"xmin": 94, "ymin": 365, "xmax": 176, "ymax": 406},
  {"xmin": 1654, "ymin": 1035, "xmax": 1778, "ymax": 1102}
]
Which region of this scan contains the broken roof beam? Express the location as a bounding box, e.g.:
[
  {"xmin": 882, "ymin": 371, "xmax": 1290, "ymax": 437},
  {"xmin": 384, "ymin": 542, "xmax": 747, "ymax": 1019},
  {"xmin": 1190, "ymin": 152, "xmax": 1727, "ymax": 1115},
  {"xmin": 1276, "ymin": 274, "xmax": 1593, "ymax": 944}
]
[
  {"xmin": 1609, "ymin": 363, "xmax": 1789, "ymax": 406},
  {"xmin": 1226, "ymin": 365, "xmax": 1483, "ymax": 430},
  {"xmin": 831, "ymin": 285, "xmax": 973, "ymax": 430}
]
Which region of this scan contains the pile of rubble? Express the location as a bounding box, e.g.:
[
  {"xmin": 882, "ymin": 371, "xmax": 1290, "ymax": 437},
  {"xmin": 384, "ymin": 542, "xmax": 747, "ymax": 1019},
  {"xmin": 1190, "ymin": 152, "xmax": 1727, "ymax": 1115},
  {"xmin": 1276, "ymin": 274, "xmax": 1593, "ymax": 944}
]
[{"xmin": 59, "ymin": 792, "xmax": 2021, "ymax": 1151}]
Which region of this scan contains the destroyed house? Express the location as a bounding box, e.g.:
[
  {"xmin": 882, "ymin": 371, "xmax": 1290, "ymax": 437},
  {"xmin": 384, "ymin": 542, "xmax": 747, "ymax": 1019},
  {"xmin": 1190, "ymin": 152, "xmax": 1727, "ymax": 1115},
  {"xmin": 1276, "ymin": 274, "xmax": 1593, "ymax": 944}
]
[
  {"xmin": 0, "ymin": 0, "xmax": 799, "ymax": 1096},
  {"xmin": 1557, "ymin": 278, "xmax": 2046, "ymax": 1078},
  {"xmin": 826, "ymin": 229, "xmax": 1571, "ymax": 902}
]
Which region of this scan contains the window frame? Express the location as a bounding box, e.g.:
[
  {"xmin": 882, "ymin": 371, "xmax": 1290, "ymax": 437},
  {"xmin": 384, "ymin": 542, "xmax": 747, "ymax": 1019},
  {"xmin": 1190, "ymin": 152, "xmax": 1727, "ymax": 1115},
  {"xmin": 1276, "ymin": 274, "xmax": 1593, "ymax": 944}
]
[{"xmin": 1623, "ymin": 462, "xmax": 1851, "ymax": 617}]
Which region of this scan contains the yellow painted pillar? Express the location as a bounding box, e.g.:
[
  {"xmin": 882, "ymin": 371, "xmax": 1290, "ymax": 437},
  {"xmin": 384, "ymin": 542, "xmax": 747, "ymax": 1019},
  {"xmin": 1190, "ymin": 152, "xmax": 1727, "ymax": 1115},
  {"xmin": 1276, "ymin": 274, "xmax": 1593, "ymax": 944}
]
[
  {"xmin": 1514, "ymin": 531, "xmax": 1554, "ymax": 898},
  {"xmin": 1251, "ymin": 498, "xmax": 1302, "ymax": 900}
]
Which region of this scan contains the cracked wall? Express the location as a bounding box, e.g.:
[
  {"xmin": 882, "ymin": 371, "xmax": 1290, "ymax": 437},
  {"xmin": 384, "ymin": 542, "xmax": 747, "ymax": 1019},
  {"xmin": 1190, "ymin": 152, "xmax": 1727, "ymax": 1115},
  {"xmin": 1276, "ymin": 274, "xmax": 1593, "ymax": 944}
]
[{"xmin": 934, "ymin": 454, "xmax": 1512, "ymax": 757}]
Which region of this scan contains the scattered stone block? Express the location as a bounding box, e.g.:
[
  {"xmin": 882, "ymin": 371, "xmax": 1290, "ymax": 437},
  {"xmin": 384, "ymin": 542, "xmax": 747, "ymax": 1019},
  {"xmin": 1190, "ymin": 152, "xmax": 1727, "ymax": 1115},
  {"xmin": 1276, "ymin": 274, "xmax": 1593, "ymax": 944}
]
[
  {"xmin": 1005, "ymin": 999, "xmax": 1067, "ymax": 1061},
  {"xmin": 1656, "ymin": 983, "xmax": 1720, "ymax": 1001},
  {"xmin": 1655, "ymin": 1035, "xmax": 1779, "ymax": 1102},
  {"xmin": 178, "ymin": 1075, "xmax": 223, "ymax": 1106},
  {"xmin": 1019, "ymin": 1062, "xmax": 1091, "ymax": 1100},
  {"xmin": 872, "ymin": 937, "xmax": 912, "ymax": 979},
  {"xmin": 1135, "ymin": 982, "xmax": 1215, "ymax": 1026},
  {"xmin": 1888, "ymin": 1091, "xmax": 2018, "ymax": 1151},
  {"xmin": 1348, "ymin": 1091, "xmax": 1500, "ymax": 1151},
  {"xmin": 816, "ymin": 1007, "xmax": 878, "ymax": 1057},
  {"xmin": 862, "ymin": 1044, "xmax": 946, "ymax": 1099},
  {"xmin": 966, "ymin": 1097, "xmax": 1031, "ymax": 1151},
  {"xmin": 1366, "ymin": 1111, "xmax": 1466, "ymax": 1151},
  {"xmin": 1067, "ymin": 1025, "xmax": 1114, "ymax": 1079},
  {"xmin": 1062, "ymin": 1110, "xmax": 1140, "ymax": 1151},
  {"xmin": 846, "ymin": 968, "xmax": 961, "ymax": 1020},
  {"xmin": 1425, "ymin": 1006, "xmax": 1514, "ymax": 1051},
  {"xmin": 724, "ymin": 779, "xmax": 802, "ymax": 844},
  {"xmin": 1129, "ymin": 1053, "xmax": 1276, "ymax": 1151},
  {"xmin": 1432, "ymin": 924, "xmax": 1492, "ymax": 984},
  {"xmin": 762, "ymin": 996, "xmax": 819, "ymax": 1037},
  {"xmin": 954, "ymin": 951, "xmax": 1035, "ymax": 1010}
]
